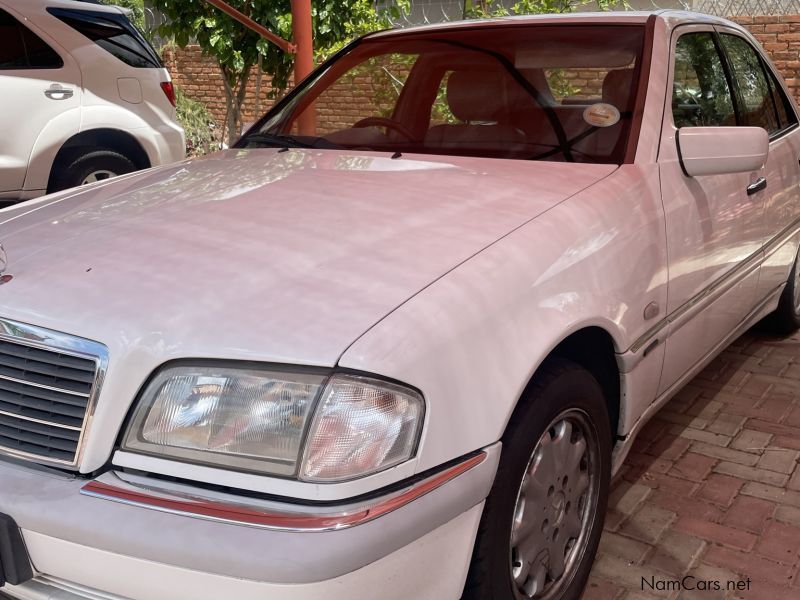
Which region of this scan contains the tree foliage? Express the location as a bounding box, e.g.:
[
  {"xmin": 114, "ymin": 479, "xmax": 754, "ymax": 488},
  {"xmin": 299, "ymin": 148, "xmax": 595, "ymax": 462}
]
[
  {"xmin": 176, "ymin": 88, "xmax": 219, "ymax": 157},
  {"xmin": 150, "ymin": 0, "xmax": 405, "ymax": 144},
  {"xmin": 463, "ymin": 0, "xmax": 626, "ymax": 19},
  {"xmin": 100, "ymin": 0, "xmax": 146, "ymax": 31}
]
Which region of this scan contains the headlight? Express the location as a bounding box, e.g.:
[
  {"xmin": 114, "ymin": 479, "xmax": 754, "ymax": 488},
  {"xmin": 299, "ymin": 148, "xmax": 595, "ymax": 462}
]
[
  {"xmin": 122, "ymin": 366, "xmax": 425, "ymax": 482},
  {"xmin": 300, "ymin": 375, "xmax": 425, "ymax": 482}
]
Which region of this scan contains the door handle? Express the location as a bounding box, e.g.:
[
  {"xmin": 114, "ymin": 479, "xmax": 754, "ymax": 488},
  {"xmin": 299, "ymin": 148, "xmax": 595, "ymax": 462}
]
[
  {"xmin": 747, "ymin": 176, "xmax": 767, "ymax": 196},
  {"xmin": 44, "ymin": 84, "xmax": 73, "ymax": 100}
]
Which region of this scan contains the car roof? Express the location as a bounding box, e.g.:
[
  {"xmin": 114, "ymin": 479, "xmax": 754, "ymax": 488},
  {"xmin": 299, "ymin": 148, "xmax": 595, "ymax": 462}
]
[
  {"xmin": 8, "ymin": 0, "xmax": 125, "ymax": 15},
  {"xmin": 366, "ymin": 10, "xmax": 745, "ymax": 39}
]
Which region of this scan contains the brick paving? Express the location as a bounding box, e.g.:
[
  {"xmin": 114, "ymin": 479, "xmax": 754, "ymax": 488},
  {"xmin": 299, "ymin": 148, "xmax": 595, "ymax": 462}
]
[{"xmin": 584, "ymin": 325, "xmax": 800, "ymax": 599}]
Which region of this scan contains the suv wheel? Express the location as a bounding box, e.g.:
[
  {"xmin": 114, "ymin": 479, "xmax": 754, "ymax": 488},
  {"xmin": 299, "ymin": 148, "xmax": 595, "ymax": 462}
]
[
  {"xmin": 50, "ymin": 149, "xmax": 136, "ymax": 193},
  {"xmin": 463, "ymin": 358, "xmax": 611, "ymax": 600}
]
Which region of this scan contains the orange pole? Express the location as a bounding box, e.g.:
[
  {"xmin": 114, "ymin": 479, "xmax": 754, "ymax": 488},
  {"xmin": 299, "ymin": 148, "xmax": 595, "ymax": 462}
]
[
  {"xmin": 203, "ymin": 0, "xmax": 295, "ymax": 53},
  {"xmin": 291, "ymin": 0, "xmax": 316, "ymax": 135}
]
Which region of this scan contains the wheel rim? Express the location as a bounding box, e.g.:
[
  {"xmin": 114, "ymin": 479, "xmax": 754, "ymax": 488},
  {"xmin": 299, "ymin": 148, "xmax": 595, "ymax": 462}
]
[
  {"xmin": 509, "ymin": 409, "xmax": 600, "ymax": 600},
  {"xmin": 81, "ymin": 170, "xmax": 116, "ymax": 185}
]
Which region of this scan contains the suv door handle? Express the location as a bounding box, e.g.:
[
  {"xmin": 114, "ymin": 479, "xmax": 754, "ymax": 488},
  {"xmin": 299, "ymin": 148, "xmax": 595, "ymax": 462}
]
[
  {"xmin": 44, "ymin": 84, "xmax": 73, "ymax": 100},
  {"xmin": 747, "ymin": 176, "xmax": 767, "ymax": 196}
]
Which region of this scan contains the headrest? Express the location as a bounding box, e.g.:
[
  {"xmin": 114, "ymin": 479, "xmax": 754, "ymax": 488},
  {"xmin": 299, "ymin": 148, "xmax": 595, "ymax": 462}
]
[
  {"xmin": 602, "ymin": 68, "xmax": 635, "ymax": 110},
  {"xmin": 447, "ymin": 70, "xmax": 511, "ymax": 122}
]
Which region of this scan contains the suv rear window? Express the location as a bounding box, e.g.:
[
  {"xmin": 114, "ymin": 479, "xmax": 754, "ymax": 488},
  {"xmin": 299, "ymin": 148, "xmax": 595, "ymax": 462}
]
[
  {"xmin": 48, "ymin": 7, "xmax": 162, "ymax": 68},
  {"xmin": 0, "ymin": 8, "xmax": 63, "ymax": 70}
]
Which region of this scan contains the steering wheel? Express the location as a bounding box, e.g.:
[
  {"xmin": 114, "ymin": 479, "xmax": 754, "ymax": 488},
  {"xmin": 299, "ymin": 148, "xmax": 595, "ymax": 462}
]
[{"xmin": 353, "ymin": 117, "xmax": 416, "ymax": 141}]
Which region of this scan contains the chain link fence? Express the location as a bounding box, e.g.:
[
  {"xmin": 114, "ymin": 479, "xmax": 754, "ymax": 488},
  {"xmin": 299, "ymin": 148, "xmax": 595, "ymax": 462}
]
[
  {"xmin": 390, "ymin": 0, "xmax": 800, "ymax": 26},
  {"xmin": 142, "ymin": 6, "xmax": 171, "ymax": 46},
  {"xmin": 691, "ymin": 0, "xmax": 800, "ymax": 15},
  {"xmin": 141, "ymin": 1, "xmax": 800, "ymax": 36}
]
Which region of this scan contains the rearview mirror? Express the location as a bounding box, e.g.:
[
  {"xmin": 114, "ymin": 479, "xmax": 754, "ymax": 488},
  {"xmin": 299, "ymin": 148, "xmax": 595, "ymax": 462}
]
[{"xmin": 676, "ymin": 126, "xmax": 768, "ymax": 177}]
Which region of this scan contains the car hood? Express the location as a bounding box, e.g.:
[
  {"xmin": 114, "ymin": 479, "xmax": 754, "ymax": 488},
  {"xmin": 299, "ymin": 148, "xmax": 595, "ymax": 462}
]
[{"xmin": 0, "ymin": 149, "xmax": 615, "ymax": 366}]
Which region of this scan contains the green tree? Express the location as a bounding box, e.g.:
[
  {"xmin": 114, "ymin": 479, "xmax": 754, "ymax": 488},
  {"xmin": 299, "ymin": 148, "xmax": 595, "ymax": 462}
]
[
  {"xmin": 101, "ymin": 0, "xmax": 146, "ymax": 31},
  {"xmin": 151, "ymin": 0, "xmax": 405, "ymax": 144},
  {"xmin": 463, "ymin": 0, "xmax": 625, "ymax": 19}
]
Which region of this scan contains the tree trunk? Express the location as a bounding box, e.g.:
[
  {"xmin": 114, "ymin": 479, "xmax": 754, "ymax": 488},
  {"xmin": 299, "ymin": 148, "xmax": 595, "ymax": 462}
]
[
  {"xmin": 219, "ymin": 67, "xmax": 234, "ymax": 148},
  {"xmin": 233, "ymin": 64, "xmax": 252, "ymax": 142},
  {"xmin": 255, "ymin": 54, "xmax": 263, "ymax": 117},
  {"xmin": 219, "ymin": 63, "xmax": 252, "ymax": 147}
]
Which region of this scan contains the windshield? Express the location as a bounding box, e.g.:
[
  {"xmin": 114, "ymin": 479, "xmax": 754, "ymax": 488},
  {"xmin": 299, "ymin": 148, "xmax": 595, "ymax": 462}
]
[{"xmin": 239, "ymin": 24, "xmax": 646, "ymax": 164}]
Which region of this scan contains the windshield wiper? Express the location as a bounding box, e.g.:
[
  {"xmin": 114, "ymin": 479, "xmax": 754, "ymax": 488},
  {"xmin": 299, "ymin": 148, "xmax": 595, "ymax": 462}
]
[{"xmin": 242, "ymin": 133, "xmax": 342, "ymax": 150}]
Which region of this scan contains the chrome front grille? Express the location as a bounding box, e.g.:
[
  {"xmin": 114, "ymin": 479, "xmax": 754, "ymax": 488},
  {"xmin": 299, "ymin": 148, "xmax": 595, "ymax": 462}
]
[{"xmin": 0, "ymin": 319, "xmax": 107, "ymax": 468}]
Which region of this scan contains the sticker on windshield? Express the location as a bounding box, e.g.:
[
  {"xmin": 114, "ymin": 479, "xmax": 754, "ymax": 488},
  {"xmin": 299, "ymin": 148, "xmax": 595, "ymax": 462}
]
[{"xmin": 583, "ymin": 103, "xmax": 621, "ymax": 128}]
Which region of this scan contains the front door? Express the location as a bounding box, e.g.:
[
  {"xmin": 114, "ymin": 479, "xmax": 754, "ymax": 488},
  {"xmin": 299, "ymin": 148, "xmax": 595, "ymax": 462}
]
[
  {"xmin": 657, "ymin": 26, "xmax": 766, "ymax": 395},
  {"xmin": 0, "ymin": 6, "xmax": 81, "ymax": 193}
]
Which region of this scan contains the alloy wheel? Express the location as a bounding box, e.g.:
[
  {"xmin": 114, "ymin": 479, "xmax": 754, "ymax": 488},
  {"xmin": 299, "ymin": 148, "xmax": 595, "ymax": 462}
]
[
  {"xmin": 509, "ymin": 409, "xmax": 600, "ymax": 599},
  {"xmin": 81, "ymin": 170, "xmax": 117, "ymax": 185}
]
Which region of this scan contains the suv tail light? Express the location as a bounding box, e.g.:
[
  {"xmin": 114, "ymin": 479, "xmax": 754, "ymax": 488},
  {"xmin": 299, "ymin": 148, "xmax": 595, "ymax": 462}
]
[{"xmin": 160, "ymin": 81, "xmax": 176, "ymax": 107}]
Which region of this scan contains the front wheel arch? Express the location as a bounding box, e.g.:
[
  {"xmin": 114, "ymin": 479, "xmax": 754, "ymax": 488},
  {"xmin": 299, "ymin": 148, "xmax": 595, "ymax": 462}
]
[{"xmin": 508, "ymin": 326, "xmax": 622, "ymax": 444}]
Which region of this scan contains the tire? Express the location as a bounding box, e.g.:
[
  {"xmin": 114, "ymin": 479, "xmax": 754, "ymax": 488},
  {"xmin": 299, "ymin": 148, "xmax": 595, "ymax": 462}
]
[
  {"xmin": 463, "ymin": 358, "xmax": 612, "ymax": 600},
  {"xmin": 770, "ymin": 248, "xmax": 800, "ymax": 334},
  {"xmin": 49, "ymin": 149, "xmax": 136, "ymax": 193}
]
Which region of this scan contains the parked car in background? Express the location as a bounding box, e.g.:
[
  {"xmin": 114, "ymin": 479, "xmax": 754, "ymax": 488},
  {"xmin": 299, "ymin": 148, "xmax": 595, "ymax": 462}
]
[
  {"xmin": 0, "ymin": 0, "xmax": 184, "ymax": 201},
  {"xmin": 0, "ymin": 10, "xmax": 799, "ymax": 600}
]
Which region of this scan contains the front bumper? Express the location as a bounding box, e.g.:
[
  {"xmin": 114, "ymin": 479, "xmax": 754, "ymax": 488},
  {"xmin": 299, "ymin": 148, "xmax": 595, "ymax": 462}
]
[
  {"xmin": 3, "ymin": 505, "xmax": 484, "ymax": 600},
  {"xmin": 0, "ymin": 446, "xmax": 499, "ymax": 600}
]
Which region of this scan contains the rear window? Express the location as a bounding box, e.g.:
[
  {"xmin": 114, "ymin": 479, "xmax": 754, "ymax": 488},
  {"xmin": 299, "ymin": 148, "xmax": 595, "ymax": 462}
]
[
  {"xmin": 0, "ymin": 8, "xmax": 63, "ymax": 70},
  {"xmin": 48, "ymin": 7, "xmax": 162, "ymax": 68}
]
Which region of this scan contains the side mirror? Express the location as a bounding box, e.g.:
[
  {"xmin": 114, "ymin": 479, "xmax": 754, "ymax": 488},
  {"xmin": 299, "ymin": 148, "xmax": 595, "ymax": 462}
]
[{"xmin": 676, "ymin": 126, "xmax": 768, "ymax": 177}]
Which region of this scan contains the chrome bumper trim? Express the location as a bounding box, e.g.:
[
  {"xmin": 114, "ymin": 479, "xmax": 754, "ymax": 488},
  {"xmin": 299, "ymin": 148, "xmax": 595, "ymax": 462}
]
[{"xmin": 81, "ymin": 451, "xmax": 487, "ymax": 532}]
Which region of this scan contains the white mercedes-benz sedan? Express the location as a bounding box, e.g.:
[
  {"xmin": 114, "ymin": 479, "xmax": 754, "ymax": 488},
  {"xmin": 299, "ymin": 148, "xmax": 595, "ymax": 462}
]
[{"xmin": 0, "ymin": 10, "xmax": 798, "ymax": 600}]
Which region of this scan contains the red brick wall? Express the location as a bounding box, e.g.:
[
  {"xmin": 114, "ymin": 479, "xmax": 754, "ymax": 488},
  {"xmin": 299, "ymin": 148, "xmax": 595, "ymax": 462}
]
[
  {"xmin": 162, "ymin": 15, "xmax": 800, "ymax": 137},
  {"xmin": 732, "ymin": 15, "xmax": 800, "ymax": 101},
  {"xmin": 161, "ymin": 45, "xmax": 280, "ymax": 132}
]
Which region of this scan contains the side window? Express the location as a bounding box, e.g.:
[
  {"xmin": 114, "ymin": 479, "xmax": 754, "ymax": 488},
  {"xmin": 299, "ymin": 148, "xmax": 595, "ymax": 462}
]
[
  {"xmin": 48, "ymin": 8, "xmax": 162, "ymax": 69},
  {"xmin": 766, "ymin": 68, "xmax": 798, "ymax": 131},
  {"xmin": 0, "ymin": 10, "xmax": 27, "ymax": 69},
  {"xmin": 22, "ymin": 24, "xmax": 64, "ymax": 68},
  {"xmin": 672, "ymin": 32, "xmax": 736, "ymax": 128},
  {"xmin": 719, "ymin": 34, "xmax": 779, "ymax": 133},
  {"xmin": 0, "ymin": 9, "xmax": 62, "ymax": 70}
]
